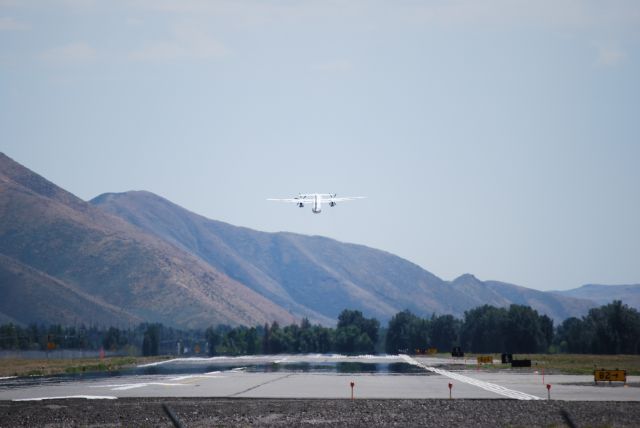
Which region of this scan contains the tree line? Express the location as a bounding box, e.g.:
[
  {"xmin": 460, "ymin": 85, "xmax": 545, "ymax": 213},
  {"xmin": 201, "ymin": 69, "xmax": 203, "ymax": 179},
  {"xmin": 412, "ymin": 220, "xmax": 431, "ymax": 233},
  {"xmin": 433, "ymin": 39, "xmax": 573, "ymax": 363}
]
[
  {"xmin": 1, "ymin": 302, "xmax": 638, "ymax": 355},
  {"xmin": 556, "ymin": 300, "xmax": 640, "ymax": 354},
  {"xmin": 206, "ymin": 309, "xmax": 380, "ymax": 356},
  {"xmin": 385, "ymin": 305, "xmax": 553, "ymax": 354},
  {"xmin": 0, "ymin": 323, "xmax": 201, "ymax": 356}
]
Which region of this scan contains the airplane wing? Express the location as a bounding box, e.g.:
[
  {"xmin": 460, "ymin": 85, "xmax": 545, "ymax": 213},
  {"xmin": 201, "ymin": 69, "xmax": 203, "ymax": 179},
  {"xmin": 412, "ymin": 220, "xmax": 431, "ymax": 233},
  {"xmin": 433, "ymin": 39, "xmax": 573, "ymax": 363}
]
[
  {"xmin": 268, "ymin": 195, "xmax": 366, "ymax": 203},
  {"xmin": 267, "ymin": 198, "xmax": 305, "ymax": 203},
  {"xmin": 318, "ymin": 196, "xmax": 366, "ymax": 202}
]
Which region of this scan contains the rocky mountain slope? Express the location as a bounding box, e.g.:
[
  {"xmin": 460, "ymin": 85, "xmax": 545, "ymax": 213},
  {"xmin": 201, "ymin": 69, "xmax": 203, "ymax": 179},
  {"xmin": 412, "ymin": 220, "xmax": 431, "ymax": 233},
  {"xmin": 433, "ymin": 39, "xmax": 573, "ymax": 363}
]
[{"xmin": 0, "ymin": 153, "xmax": 296, "ymax": 328}]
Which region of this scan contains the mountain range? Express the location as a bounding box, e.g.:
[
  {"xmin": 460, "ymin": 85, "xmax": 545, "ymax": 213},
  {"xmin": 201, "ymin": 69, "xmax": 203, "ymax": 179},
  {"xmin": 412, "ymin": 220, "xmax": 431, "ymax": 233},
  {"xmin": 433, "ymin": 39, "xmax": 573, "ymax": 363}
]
[
  {"xmin": 553, "ymin": 284, "xmax": 640, "ymax": 310},
  {"xmin": 0, "ymin": 153, "xmax": 295, "ymax": 328},
  {"xmin": 0, "ymin": 152, "xmax": 636, "ymax": 328}
]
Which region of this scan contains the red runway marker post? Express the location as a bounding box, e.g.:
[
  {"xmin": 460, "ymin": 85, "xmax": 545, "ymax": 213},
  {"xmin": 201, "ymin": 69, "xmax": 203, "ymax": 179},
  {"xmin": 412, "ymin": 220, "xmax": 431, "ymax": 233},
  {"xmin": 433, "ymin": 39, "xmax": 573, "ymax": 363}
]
[
  {"xmin": 448, "ymin": 382, "xmax": 453, "ymax": 399},
  {"xmin": 546, "ymin": 383, "xmax": 551, "ymax": 400},
  {"xmin": 350, "ymin": 381, "xmax": 355, "ymax": 400}
]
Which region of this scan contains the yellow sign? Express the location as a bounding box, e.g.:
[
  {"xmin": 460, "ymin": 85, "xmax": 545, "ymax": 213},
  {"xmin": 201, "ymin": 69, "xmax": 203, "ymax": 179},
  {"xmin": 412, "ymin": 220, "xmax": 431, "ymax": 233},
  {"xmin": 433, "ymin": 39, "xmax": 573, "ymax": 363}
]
[
  {"xmin": 477, "ymin": 355, "xmax": 493, "ymax": 364},
  {"xmin": 427, "ymin": 348, "xmax": 438, "ymax": 355},
  {"xmin": 594, "ymin": 369, "xmax": 626, "ymax": 383}
]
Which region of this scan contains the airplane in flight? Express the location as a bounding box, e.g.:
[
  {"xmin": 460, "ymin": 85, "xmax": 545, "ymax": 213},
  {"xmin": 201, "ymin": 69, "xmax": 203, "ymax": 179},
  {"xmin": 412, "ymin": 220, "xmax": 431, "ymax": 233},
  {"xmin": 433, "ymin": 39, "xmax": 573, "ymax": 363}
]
[{"xmin": 268, "ymin": 193, "xmax": 366, "ymax": 214}]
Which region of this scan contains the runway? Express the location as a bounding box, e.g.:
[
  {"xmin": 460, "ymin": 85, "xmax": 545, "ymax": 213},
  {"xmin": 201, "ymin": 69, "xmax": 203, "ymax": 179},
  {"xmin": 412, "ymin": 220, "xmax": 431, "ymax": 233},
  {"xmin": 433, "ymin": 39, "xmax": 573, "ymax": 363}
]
[{"xmin": 1, "ymin": 354, "xmax": 637, "ymax": 402}]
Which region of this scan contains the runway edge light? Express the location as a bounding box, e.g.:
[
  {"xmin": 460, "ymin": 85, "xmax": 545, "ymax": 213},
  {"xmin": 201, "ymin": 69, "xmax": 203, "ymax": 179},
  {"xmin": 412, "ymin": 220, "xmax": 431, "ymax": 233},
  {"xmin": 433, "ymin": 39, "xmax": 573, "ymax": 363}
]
[{"xmin": 546, "ymin": 384, "xmax": 551, "ymax": 400}]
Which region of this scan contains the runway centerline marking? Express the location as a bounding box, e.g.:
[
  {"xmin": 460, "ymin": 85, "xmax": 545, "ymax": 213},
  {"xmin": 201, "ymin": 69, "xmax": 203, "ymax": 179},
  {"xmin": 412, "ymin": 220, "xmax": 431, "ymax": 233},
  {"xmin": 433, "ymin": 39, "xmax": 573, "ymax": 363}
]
[{"xmin": 400, "ymin": 355, "xmax": 542, "ymax": 400}]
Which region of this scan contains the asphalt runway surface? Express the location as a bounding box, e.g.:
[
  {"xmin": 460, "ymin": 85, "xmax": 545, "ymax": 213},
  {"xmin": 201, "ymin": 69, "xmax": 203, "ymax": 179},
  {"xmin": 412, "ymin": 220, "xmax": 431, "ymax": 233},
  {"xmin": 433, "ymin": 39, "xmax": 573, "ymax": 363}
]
[
  {"xmin": 1, "ymin": 354, "xmax": 639, "ymax": 427},
  {"xmin": 0, "ymin": 354, "xmax": 637, "ymax": 401}
]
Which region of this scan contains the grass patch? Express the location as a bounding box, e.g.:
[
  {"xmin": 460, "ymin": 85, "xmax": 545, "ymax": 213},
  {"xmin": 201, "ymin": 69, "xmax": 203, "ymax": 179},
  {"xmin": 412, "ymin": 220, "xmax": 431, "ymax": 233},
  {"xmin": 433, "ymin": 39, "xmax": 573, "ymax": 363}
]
[
  {"xmin": 450, "ymin": 353, "xmax": 640, "ymax": 375},
  {"xmin": 517, "ymin": 354, "xmax": 640, "ymax": 375},
  {"xmin": 0, "ymin": 355, "xmax": 170, "ymax": 378}
]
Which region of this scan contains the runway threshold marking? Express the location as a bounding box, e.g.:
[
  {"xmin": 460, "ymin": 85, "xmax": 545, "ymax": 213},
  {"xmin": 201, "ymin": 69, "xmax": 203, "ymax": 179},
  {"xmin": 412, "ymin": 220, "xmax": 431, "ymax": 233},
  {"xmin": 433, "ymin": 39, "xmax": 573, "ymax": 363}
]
[{"xmin": 400, "ymin": 355, "xmax": 542, "ymax": 400}]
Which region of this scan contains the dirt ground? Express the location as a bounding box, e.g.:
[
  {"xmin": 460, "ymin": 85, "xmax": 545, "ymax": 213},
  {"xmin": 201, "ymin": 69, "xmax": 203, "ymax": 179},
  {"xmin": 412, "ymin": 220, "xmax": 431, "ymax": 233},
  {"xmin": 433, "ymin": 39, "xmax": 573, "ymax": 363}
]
[{"xmin": 1, "ymin": 398, "xmax": 639, "ymax": 427}]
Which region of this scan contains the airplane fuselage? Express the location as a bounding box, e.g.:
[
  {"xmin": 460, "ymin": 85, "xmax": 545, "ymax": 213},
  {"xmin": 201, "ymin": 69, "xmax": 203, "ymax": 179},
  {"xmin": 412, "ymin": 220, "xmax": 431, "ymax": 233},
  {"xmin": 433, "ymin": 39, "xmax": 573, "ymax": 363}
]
[
  {"xmin": 312, "ymin": 194, "xmax": 322, "ymax": 214},
  {"xmin": 269, "ymin": 193, "xmax": 364, "ymax": 214}
]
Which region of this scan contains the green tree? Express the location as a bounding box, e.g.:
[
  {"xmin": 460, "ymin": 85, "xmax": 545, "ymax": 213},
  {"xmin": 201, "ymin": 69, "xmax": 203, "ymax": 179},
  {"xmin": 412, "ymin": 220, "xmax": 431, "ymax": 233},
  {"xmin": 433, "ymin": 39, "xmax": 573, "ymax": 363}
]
[
  {"xmin": 142, "ymin": 324, "xmax": 160, "ymax": 356},
  {"xmin": 336, "ymin": 309, "xmax": 379, "ymax": 354},
  {"xmin": 587, "ymin": 301, "xmax": 640, "ymax": 354},
  {"xmin": 313, "ymin": 325, "xmax": 334, "ymax": 353},
  {"xmin": 267, "ymin": 321, "xmax": 288, "ymax": 354},
  {"xmin": 539, "ymin": 315, "xmax": 554, "ymax": 351},
  {"xmin": 335, "ymin": 325, "xmax": 362, "ymax": 354},
  {"xmin": 429, "ymin": 314, "xmax": 460, "ymax": 351},
  {"xmin": 205, "ymin": 326, "xmax": 221, "ymax": 356},
  {"xmin": 103, "ymin": 327, "xmax": 122, "ymax": 351},
  {"xmin": 385, "ymin": 310, "xmax": 426, "ymax": 353},
  {"xmin": 0, "ymin": 323, "xmax": 19, "ymax": 349},
  {"xmin": 556, "ymin": 317, "xmax": 590, "ymax": 353},
  {"xmin": 505, "ymin": 305, "xmax": 545, "ymax": 353},
  {"xmin": 460, "ymin": 305, "xmax": 508, "ymax": 353}
]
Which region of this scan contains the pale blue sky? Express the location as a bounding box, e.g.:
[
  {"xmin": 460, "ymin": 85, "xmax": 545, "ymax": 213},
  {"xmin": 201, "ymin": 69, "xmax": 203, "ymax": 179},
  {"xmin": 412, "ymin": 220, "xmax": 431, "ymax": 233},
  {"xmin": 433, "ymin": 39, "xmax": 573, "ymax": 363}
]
[{"xmin": 2, "ymin": 1, "xmax": 639, "ymax": 291}]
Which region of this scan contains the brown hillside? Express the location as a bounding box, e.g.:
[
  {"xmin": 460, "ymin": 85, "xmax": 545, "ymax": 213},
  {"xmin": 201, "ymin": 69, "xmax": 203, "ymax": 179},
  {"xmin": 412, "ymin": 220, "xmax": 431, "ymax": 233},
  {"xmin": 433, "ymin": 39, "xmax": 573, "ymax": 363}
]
[
  {"xmin": 0, "ymin": 253, "xmax": 141, "ymax": 326},
  {"xmin": 0, "ymin": 152, "xmax": 296, "ymax": 328}
]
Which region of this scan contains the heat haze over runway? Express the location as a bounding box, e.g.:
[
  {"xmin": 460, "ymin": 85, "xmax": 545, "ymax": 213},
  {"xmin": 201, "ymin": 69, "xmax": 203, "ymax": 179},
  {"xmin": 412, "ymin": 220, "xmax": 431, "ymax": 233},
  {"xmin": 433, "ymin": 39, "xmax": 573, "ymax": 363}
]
[{"xmin": 1, "ymin": 355, "xmax": 637, "ymax": 402}]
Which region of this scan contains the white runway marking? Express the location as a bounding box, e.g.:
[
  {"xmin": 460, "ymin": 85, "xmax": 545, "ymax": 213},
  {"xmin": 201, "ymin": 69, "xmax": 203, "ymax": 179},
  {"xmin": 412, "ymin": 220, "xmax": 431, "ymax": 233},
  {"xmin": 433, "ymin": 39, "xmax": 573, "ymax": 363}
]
[
  {"xmin": 169, "ymin": 374, "xmax": 224, "ymax": 381},
  {"xmin": 13, "ymin": 395, "xmax": 117, "ymax": 401},
  {"xmin": 136, "ymin": 354, "xmax": 405, "ymax": 368},
  {"xmin": 400, "ymin": 355, "xmax": 542, "ymax": 400},
  {"xmin": 92, "ymin": 373, "xmax": 226, "ymax": 390},
  {"xmin": 137, "ymin": 355, "xmax": 270, "ymax": 367},
  {"xmin": 91, "ymin": 382, "xmax": 190, "ymax": 391}
]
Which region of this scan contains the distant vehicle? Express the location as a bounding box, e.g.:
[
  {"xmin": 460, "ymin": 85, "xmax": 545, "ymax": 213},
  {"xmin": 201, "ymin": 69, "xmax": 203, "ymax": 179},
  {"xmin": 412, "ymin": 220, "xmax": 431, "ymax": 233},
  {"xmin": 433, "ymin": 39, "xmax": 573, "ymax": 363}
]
[
  {"xmin": 451, "ymin": 346, "xmax": 464, "ymax": 358},
  {"xmin": 267, "ymin": 193, "xmax": 366, "ymax": 214}
]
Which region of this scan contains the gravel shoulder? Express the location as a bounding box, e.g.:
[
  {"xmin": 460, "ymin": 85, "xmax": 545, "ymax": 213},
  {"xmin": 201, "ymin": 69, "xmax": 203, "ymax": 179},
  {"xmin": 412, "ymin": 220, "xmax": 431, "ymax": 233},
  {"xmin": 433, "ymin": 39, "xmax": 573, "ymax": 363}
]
[{"xmin": 2, "ymin": 398, "xmax": 639, "ymax": 427}]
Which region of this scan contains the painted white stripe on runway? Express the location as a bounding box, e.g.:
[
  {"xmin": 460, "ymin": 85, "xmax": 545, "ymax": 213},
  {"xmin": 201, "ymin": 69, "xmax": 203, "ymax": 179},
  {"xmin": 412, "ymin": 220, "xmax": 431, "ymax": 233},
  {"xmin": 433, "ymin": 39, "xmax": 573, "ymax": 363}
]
[
  {"xmin": 400, "ymin": 355, "xmax": 542, "ymax": 400},
  {"xmin": 169, "ymin": 374, "xmax": 224, "ymax": 381},
  {"xmin": 137, "ymin": 354, "xmax": 404, "ymax": 368},
  {"xmin": 91, "ymin": 382, "xmax": 189, "ymax": 391},
  {"xmin": 137, "ymin": 355, "xmax": 272, "ymax": 367},
  {"xmin": 13, "ymin": 395, "xmax": 117, "ymax": 401}
]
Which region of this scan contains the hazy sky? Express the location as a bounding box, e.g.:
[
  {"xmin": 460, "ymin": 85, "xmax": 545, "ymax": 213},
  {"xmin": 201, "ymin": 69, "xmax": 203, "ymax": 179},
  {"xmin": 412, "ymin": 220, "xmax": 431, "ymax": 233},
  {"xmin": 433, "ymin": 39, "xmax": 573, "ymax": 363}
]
[{"xmin": 2, "ymin": 1, "xmax": 639, "ymax": 291}]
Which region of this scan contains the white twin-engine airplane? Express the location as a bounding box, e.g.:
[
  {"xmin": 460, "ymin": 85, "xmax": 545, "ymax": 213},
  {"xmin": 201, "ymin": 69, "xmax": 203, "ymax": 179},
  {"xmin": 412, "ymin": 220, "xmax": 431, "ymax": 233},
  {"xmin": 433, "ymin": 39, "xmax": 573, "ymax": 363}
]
[{"xmin": 268, "ymin": 193, "xmax": 366, "ymax": 214}]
